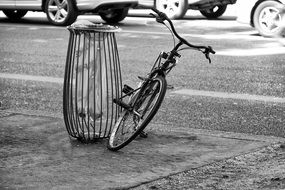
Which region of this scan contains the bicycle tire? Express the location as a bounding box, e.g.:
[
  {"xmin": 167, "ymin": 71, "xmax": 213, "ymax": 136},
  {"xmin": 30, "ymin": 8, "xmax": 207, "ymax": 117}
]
[{"xmin": 107, "ymin": 75, "xmax": 167, "ymax": 151}]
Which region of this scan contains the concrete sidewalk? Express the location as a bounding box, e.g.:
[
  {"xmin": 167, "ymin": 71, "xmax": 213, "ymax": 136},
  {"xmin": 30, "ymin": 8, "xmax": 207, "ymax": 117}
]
[{"xmin": 0, "ymin": 110, "xmax": 284, "ymax": 190}]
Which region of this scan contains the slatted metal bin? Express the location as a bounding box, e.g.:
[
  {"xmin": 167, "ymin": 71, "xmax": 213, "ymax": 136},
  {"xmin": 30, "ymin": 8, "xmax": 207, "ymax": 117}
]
[{"xmin": 63, "ymin": 22, "xmax": 122, "ymax": 142}]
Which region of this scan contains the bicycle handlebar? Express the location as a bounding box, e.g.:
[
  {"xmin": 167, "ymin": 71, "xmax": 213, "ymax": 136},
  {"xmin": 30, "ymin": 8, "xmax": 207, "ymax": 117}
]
[{"xmin": 150, "ymin": 8, "xmax": 215, "ymax": 63}]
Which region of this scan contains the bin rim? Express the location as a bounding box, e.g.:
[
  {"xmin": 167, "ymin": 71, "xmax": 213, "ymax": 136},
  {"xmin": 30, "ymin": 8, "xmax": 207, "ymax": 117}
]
[{"xmin": 67, "ymin": 23, "xmax": 121, "ymax": 33}]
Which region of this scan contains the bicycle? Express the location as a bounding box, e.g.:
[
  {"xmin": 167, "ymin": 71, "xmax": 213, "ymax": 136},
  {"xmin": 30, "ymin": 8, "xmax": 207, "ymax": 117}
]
[{"xmin": 107, "ymin": 8, "xmax": 215, "ymax": 151}]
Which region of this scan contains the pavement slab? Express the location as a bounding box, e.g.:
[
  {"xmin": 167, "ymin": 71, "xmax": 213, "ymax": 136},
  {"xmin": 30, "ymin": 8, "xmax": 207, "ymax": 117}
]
[{"xmin": 0, "ymin": 111, "xmax": 284, "ymax": 189}]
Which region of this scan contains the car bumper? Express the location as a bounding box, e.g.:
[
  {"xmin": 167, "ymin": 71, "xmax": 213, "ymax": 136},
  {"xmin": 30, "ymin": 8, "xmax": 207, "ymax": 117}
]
[
  {"xmin": 138, "ymin": 0, "xmax": 237, "ymax": 8},
  {"xmin": 77, "ymin": 0, "xmax": 138, "ymax": 11},
  {"xmin": 137, "ymin": 0, "xmax": 153, "ymax": 8}
]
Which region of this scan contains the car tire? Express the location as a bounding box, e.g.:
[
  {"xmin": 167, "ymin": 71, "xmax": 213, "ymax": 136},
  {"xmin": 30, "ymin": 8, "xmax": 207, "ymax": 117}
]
[
  {"xmin": 99, "ymin": 8, "xmax": 129, "ymax": 23},
  {"xmin": 2, "ymin": 10, "xmax": 28, "ymax": 20},
  {"xmin": 200, "ymin": 5, "xmax": 227, "ymax": 19},
  {"xmin": 45, "ymin": 0, "xmax": 78, "ymax": 26},
  {"xmin": 155, "ymin": 0, "xmax": 188, "ymax": 19},
  {"xmin": 253, "ymin": 1, "xmax": 283, "ymax": 37}
]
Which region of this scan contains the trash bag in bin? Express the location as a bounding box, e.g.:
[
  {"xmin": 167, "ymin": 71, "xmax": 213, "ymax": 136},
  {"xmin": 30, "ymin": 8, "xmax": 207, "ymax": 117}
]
[{"xmin": 76, "ymin": 32, "xmax": 107, "ymax": 121}]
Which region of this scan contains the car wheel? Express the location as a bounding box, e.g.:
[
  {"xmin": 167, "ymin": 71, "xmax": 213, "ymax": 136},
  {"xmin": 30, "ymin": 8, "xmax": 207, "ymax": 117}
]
[
  {"xmin": 200, "ymin": 5, "xmax": 227, "ymax": 19},
  {"xmin": 155, "ymin": 0, "xmax": 188, "ymax": 19},
  {"xmin": 2, "ymin": 10, "xmax": 28, "ymax": 20},
  {"xmin": 99, "ymin": 8, "xmax": 129, "ymax": 23},
  {"xmin": 45, "ymin": 0, "xmax": 78, "ymax": 26},
  {"xmin": 276, "ymin": 6, "xmax": 285, "ymax": 45},
  {"xmin": 253, "ymin": 1, "xmax": 283, "ymax": 37}
]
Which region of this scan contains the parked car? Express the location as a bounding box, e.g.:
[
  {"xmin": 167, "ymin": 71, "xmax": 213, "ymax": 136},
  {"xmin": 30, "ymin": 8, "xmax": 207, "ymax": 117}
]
[
  {"xmin": 0, "ymin": 0, "xmax": 138, "ymax": 26},
  {"xmin": 137, "ymin": 0, "xmax": 237, "ymax": 19},
  {"xmin": 236, "ymin": 0, "xmax": 285, "ymax": 37}
]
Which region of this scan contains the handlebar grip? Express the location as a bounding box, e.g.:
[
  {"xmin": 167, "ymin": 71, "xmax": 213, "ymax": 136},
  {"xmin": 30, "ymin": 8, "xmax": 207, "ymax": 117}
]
[{"xmin": 151, "ymin": 8, "xmax": 169, "ymax": 22}]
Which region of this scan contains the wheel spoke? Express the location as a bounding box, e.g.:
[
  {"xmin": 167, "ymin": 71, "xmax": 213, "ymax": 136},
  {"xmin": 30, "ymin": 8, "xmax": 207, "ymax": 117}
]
[
  {"xmin": 54, "ymin": 0, "xmax": 61, "ymax": 6},
  {"xmin": 260, "ymin": 10, "xmax": 269, "ymax": 25},
  {"xmin": 60, "ymin": 8, "xmax": 68, "ymax": 18},
  {"xmin": 160, "ymin": 0, "xmax": 179, "ymax": 12},
  {"xmin": 60, "ymin": 0, "xmax": 67, "ymax": 7},
  {"xmin": 170, "ymin": 0, "xmax": 180, "ymax": 10},
  {"xmin": 141, "ymin": 88, "xmax": 158, "ymax": 117},
  {"xmin": 48, "ymin": 0, "xmax": 56, "ymax": 5},
  {"xmin": 55, "ymin": 10, "xmax": 62, "ymax": 21},
  {"xmin": 48, "ymin": 5, "xmax": 59, "ymax": 12},
  {"xmin": 113, "ymin": 112, "xmax": 137, "ymax": 145},
  {"xmin": 48, "ymin": 0, "xmax": 68, "ymax": 22},
  {"xmin": 265, "ymin": 8, "xmax": 272, "ymax": 16}
]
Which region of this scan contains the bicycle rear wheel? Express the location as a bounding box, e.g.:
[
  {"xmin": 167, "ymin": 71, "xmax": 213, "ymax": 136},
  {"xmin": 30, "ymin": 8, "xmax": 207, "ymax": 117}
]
[{"xmin": 108, "ymin": 75, "xmax": 167, "ymax": 151}]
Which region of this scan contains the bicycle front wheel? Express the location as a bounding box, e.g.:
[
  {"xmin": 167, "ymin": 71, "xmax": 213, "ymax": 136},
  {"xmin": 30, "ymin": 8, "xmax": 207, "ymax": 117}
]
[{"xmin": 108, "ymin": 75, "xmax": 167, "ymax": 151}]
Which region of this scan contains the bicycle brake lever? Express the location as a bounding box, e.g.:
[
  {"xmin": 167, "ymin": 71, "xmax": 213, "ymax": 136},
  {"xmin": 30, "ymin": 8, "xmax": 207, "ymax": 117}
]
[
  {"xmin": 151, "ymin": 8, "xmax": 168, "ymax": 23},
  {"xmin": 149, "ymin": 13, "xmax": 165, "ymax": 23},
  {"xmin": 149, "ymin": 13, "xmax": 156, "ymax": 18}
]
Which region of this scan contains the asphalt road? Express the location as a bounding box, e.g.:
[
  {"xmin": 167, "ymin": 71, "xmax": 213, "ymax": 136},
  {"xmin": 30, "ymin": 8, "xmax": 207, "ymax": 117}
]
[{"xmin": 0, "ymin": 11, "xmax": 284, "ymax": 138}]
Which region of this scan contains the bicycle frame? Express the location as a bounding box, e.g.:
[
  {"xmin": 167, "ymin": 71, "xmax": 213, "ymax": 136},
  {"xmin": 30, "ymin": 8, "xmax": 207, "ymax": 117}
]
[{"xmin": 114, "ymin": 40, "xmax": 184, "ymax": 112}]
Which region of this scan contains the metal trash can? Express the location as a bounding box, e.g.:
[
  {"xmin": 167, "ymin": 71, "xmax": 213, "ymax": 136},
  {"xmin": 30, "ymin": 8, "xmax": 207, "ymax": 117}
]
[{"xmin": 63, "ymin": 20, "xmax": 122, "ymax": 142}]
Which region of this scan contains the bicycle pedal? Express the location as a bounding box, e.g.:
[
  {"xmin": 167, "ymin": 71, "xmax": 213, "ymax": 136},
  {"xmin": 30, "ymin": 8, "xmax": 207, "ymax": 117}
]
[
  {"xmin": 113, "ymin": 99, "xmax": 131, "ymax": 110},
  {"xmin": 122, "ymin": 84, "xmax": 134, "ymax": 95}
]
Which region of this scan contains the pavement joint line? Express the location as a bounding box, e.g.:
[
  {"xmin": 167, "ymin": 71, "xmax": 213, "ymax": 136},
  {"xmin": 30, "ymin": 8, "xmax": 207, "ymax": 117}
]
[
  {"xmin": 120, "ymin": 30, "xmax": 275, "ymax": 42},
  {"xmin": 2, "ymin": 23, "xmax": 267, "ymax": 41},
  {"xmin": 0, "ymin": 107, "xmax": 64, "ymax": 119},
  {"xmin": 217, "ymin": 46, "xmax": 285, "ymax": 56},
  {"xmin": 0, "ymin": 109, "xmax": 63, "ymax": 119},
  {"xmin": 1, "ymin": 73, "xmax": 284, "ymax": 103},
  {"xmin": 0, "ymin": 73, "xmax": 63, "ymax": 84},
  {"xmin": 172, "ymin": 89, "xmax": 285, "ymax": 103}
]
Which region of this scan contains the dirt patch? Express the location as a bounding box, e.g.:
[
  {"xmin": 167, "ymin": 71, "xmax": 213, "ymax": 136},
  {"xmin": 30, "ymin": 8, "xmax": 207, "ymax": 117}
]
[{"xmin": 131, "ymin": 144, "xmax": 285, "ymax": 190}]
